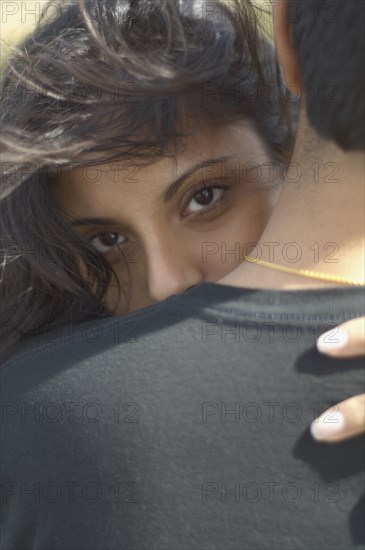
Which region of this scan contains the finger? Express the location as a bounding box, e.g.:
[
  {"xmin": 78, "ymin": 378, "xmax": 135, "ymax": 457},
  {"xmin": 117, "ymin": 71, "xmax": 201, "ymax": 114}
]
[
  {"xmin": 310, "ymin": 394, "xmax": 365, "ymax": 443},
  {"xmin": 316, "ymin": 317, "xmax": 365, "ymax": 358}
]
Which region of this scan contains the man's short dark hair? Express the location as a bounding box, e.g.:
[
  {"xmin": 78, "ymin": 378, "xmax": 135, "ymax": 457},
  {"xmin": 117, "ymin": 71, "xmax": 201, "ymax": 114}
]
[{"xmin": 290, "ymin": 0, "xmax": 365, "ymax": 150}]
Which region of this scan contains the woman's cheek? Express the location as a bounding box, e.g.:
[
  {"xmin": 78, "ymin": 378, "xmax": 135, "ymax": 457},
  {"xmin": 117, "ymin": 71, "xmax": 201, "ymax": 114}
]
[
  {"xmin": 195, "ymin": 224, "xmax": 244, "ymax": 279},
  {"xmin": 197, "ymin": 194, "xmax": 275, "ymax": 279},
  {"xmin": 104, "ymin": 271, "xmax": 132, "ymax": 314}
]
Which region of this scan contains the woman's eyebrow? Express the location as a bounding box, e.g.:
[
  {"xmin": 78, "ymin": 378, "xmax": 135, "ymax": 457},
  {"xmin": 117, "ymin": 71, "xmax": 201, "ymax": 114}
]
[
  {"xmin": 71, "ymin": 217, "xmax": 117, "ymax": 227},
  {"xmin": 162, "ymin": 156, "xmax": 231, "ymax": 202}
]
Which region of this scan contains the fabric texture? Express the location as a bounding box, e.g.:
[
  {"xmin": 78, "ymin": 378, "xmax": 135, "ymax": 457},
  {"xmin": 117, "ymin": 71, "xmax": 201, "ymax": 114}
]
[{"xmin": 1, "ymin": 283, "xmax": 365, "ymax": 549}]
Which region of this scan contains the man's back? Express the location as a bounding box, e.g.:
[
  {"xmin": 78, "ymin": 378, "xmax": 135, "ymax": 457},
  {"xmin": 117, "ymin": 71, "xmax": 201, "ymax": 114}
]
[{"xmin": 1, "ymin": 283, "xmax": 364, "ymax": 549}]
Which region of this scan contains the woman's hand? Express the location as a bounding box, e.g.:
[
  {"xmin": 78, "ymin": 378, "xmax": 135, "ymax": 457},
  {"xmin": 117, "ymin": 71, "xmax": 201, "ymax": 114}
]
[{"xmin": 310, "ymin": 317, "xmax": 365, "ymax": 443}]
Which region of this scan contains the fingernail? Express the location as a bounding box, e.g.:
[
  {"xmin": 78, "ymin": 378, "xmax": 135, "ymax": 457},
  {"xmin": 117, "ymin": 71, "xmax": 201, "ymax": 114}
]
[
  {"xmin": 310, "ymin": 410, "xmax": 345, "ymax": 441},
  {"xmin": 316, "ymin": 327, "xmax": 348, "ymax": 354}
]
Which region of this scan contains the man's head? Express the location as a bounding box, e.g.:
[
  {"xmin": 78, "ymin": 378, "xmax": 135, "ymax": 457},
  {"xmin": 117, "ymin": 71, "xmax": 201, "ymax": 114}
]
[{"xmin": 273, "ymin": 0, "xmax": 365, "ymax": 150}]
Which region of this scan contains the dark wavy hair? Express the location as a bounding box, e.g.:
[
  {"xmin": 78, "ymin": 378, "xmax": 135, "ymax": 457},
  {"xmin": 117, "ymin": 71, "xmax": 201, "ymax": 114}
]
[{"xmin": 0, "ymin": 0, "xmax": 297, "ymax": 360}]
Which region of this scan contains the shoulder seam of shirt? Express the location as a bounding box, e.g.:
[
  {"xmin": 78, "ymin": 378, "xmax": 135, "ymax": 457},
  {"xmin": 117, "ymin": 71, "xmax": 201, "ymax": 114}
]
[{"xmin": 1, "ymin": 293, "xmax": 362, "ymax": 372}]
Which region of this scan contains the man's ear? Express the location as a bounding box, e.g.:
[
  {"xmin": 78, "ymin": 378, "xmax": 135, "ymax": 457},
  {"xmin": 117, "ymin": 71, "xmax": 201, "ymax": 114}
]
[{"xmin": 272, "ymin": 0, "xmax": 302, "ymax": 94}]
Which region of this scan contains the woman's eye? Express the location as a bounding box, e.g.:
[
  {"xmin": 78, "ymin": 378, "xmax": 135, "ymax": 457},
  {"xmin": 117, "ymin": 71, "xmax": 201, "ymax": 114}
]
[
  {"xmin": 185, "ymin": 187, "xmax": 226, "ymax": 215},
  {"xmin": 89, "ymin": 232, "xmax": 126, "ymax": 254}
]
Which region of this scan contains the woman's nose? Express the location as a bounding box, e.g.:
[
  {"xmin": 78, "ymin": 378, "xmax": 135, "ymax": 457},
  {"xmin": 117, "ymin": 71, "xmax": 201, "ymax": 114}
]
[{"xmin": 144, "ymin": 244, "xmax": 203, "ymax": 303}]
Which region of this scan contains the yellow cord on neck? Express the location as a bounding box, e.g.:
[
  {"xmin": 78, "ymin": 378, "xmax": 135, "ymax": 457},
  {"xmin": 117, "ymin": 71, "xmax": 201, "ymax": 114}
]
[{"xmin": 244, "ymin": 256, "xmax": 365, "ymax": 287}]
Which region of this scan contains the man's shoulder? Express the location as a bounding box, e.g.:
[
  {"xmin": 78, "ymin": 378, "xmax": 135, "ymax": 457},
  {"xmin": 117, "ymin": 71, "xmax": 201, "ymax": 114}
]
[
  {"xmin": 0, "ymin": 297, "xmax": 174, "ymax": 373},
  {"xmin": 2, "ymin": 282, "xmax": 365, "ymax": 374}
]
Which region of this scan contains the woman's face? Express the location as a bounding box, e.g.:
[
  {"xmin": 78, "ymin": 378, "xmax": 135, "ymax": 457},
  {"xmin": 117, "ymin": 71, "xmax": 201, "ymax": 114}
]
[{"xmin": 55, "ymin": 122, "xmax": 281, "ymax": 313}]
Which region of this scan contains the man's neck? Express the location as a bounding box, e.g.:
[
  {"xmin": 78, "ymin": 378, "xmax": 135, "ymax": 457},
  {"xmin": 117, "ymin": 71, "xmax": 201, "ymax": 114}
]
[{"xmin": 220, "ymin": 112, "xmax": 365, "ymax": 290}]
